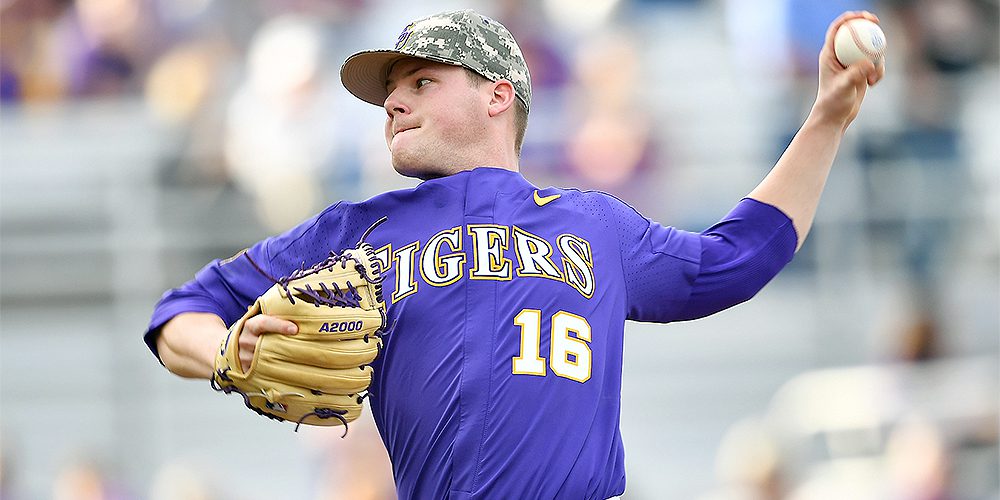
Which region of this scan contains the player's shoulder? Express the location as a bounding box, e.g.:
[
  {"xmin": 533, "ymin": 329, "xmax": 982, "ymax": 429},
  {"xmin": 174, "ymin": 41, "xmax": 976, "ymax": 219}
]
[
  {"xmin": 534, "ymin": 185, "xmax": 648, "ymax": 221},
  {"xmin": 351, "ymin": 168, "xmax": 535, "ymax": 209},
  {"xmin": 344, "ymin": 182, "xmax": 452, "ymax": 215},
  {"xmin": 263, "ymin": 189, "xmax": 416, "ymax": 247}
]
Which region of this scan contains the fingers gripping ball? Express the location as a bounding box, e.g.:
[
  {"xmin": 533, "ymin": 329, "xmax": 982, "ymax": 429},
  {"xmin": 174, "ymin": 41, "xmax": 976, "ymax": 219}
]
[
  {"xmin": 834, "ymin": 18, "xmax": 886, "ymax": 68},
  {"xmin": 212, "ymin": 243, "xmax": 387, "ymax": 433}
]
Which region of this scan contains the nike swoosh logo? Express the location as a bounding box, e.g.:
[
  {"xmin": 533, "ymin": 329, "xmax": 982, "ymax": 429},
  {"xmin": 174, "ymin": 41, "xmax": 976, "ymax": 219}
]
[{"xmin": 533, "ymin": 191, "xmax": 561, "ymax": 207}]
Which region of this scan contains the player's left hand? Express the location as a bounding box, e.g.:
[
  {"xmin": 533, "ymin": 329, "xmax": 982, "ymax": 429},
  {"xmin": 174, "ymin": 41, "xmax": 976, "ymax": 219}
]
[
  {"xmin": 237, "ymin": 314, "xmax": 299, "ymax": 372},
  {"xmin": 211, "ymin": 244, "xmax": 387, "ymax": 432},
  {"xmin": 813, "ymin": 11, "xmax": 885, "ymax": 132}
]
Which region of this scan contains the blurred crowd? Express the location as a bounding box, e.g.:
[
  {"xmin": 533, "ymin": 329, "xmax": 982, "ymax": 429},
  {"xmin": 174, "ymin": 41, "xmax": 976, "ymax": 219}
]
[
  {"xmin": 2, "ymin": 0, "xmax": 996, "ymax": 221},
  {"xmin": 1, "ymin": 0, "xmax": 997, "ymax": 498}
]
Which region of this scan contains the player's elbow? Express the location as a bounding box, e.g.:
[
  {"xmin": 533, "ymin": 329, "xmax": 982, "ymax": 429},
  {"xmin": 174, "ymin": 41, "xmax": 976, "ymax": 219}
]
[
  {"xmin": 677, "ymin": 233, "xmax": 793, "ymax": 320},
  {"xmin": 679, "ymin": 268, "xmax": 776, "ymax": 320},
  {"xmin": 155, "ymin": 327, "xmax": 186, "ymax": 376},
  {"xmin": 156, "ymin": 313, "xmax": 228, "ymax": 379}
]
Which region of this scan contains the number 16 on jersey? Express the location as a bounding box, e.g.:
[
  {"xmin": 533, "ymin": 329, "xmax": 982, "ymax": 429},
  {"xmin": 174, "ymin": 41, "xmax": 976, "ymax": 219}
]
[{"xmin": 512, "ymin": 308, "xmax": 592, "ymax": 383}]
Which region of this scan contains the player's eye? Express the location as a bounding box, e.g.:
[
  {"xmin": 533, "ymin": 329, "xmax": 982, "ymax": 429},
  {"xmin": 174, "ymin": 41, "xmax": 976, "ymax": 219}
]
[{"xmin": 416, "ymin": 78, "xmax": 432, "ymax": 88}]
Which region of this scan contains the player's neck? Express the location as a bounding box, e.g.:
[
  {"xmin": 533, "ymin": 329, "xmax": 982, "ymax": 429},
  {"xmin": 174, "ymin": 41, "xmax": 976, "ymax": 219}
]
[
  {"xmin": 452, "ymin": 147, "xmax": 520, "ymax": 175},
  {"xmin": 479, "ymin": 145, "xmax": 520, "ymax": 172}
]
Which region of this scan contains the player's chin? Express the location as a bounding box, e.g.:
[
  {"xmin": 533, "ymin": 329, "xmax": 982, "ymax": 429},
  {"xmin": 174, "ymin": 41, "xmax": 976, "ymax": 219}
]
[{"xmin": 390, "ymin": 153, "xmax": 438, "ymax": 180}]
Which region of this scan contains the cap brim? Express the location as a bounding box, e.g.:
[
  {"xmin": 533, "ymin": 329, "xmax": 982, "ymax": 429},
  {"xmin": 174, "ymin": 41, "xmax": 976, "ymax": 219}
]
[
  {"xmin": 340, "ymin": 50, "xmax": 463, "ymax": 107},
  {"xmin": 340, "ymin": 50, "xmax": 405, "ymax": 107}
]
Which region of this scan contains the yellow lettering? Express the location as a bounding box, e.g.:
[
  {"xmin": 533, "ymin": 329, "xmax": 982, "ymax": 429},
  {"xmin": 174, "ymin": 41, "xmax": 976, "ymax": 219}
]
[
  {"xmin": 558, "ymin": 234, "xmax": 595, "ymax": 298},
  {"xmin": 468, "ymin": 225, "xmax": 512, "ymax": 281},
  {"xmin": 392, "ymin": 241, "xmax": 420, "ymax": 303},
  {"xmin": 420, "ymin": 227, "xmax": 465, "ymax": 286},
  {"xmin": 512, "ymin": 226, "xmax": 564, "ymax": 281}
]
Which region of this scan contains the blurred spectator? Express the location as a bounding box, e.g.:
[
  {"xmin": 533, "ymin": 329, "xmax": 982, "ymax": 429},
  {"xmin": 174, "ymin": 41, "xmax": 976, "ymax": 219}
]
[
  {"xmin": 223, "ymin": 14, "xmax": 347, "ymax": 232},
  {"xmin": 52, "ymin": 456, "xmax": 132, "ymax": 500},
  {"xmin": 145, "ymin": 35, "xmax": 237, "ymax": 185},
  {"xmin": 781, "ymin": 416, "xmax": 954, "ymax": 500},
  {"xmin": 258, "ymin": 0, "xmax": 370, "ymax": 25},
  {"xmin": 745, "ymin": 357, "xmax": 998, "ymax": 500},
  {"xmin": 0, "ymin": 0, "xmax": 175, "ymax": 102},
  {"xmin": 860, "ymin": 0, "xmax": 997, "ymax": 362},
  {"xmin": 0, "ymin": 0, "xmax": 74, "ymax": 102},
  {"xmin": 63, "ymin": 0, "xmax": 158, "ymax": 98},
  {"xmin": 148, "ymin": 461, "xmax": 216, "ymax": 500},
  {"xmin": 885, "ymin": 0, "xmax": 998, "ymax": 74},
  {"xmin": 494, "ymin": 0, "xmax": 571, "ymax": 93},
  {"xmin": 699, "ymin": 417, "xmax": 786, "ymax": 500},
  {"xmin": 561, "ymin": 31, "xmax": 658, "ymax": 202},
  {"xmin": 885, "ymin": 417, "xmax": 951, "ymax": 500},
  {"xmin": 145, "ymin": 37, "xmax": 230, "ymax": 127},
  {"xmin": 539, "ymin": 0, "xmax": 623, "ymax": 34}
]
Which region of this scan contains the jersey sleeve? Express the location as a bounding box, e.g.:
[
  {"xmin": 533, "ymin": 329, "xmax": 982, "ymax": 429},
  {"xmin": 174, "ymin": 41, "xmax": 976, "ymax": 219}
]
[
  {"xmin": 605, "ymin": 194, "xmax": 701, "ymax": 322},
  {"xmin": 143, "ymin": 202, "xmax": 347, "ymax": 361},
  {"xmin": 677, "ymin": 198, "xmax": 797, "ymax": 320},
  {"xmin": 610, "ymin": 196, "xmax": 797, "ymax": 323}
]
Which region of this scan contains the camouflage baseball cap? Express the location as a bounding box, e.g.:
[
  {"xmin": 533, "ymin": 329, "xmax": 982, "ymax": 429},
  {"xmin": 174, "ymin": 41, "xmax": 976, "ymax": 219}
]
[{"xmin": 340, "ymin": 10, "xmax": 532, "ymax": 111}]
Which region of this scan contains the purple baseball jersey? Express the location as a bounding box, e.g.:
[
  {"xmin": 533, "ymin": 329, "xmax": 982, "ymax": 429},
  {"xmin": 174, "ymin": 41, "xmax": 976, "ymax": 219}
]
[{"xmin": 146, "ymin": 167, "xmax": 796, "ymax": 499}]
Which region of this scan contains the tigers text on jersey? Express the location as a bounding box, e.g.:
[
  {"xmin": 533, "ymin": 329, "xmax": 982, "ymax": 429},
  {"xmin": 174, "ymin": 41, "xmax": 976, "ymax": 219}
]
[{"xmin": 146, "ymin": 167, "xmax": 797, "ymax": 499}]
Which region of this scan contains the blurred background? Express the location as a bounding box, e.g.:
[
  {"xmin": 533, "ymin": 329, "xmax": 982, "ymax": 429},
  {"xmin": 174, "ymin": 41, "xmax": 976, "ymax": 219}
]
[{"xmin": 1, "ymin": 0, "xmax": 997, "ymax": 498}]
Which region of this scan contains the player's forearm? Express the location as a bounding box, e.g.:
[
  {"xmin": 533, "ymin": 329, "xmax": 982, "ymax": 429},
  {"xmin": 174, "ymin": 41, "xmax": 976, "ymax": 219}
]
[
  {"xmin": 156, "ymin": 312, "xmax": 229, "ymax": 379},
  {"xmin": 746, "ymin": 111, "xmax": 845, "ymax": 250},
  {"xmin": 748, "ymin": 10, "xmax": 884, "ymax": 250}
]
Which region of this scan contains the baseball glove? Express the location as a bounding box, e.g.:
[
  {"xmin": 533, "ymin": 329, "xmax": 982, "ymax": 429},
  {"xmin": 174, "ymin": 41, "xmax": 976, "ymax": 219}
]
[{"xmin": 211, "ymin": 241, "xmax": 386, "ymax": 434}]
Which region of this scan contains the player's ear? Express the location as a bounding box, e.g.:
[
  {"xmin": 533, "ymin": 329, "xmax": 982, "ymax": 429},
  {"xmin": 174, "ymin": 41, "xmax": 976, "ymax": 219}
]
[{"xmin": 487, "ymin": 80, "xmax": 516, "ymax": 117}]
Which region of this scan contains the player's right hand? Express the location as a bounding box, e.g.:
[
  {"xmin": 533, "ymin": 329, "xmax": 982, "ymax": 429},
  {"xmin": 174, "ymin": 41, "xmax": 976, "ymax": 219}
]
[
  {"xmin": 814, "ymin": 11, "xmax": 885, "ymax": 132},
  {"xmin": 238, "ymin": 314, "xmax": 298, "ymax": 372}
]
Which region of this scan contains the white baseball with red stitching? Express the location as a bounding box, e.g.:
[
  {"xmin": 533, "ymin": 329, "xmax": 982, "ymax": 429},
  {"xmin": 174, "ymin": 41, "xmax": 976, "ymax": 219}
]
[{"xmin": 834, "ymin": 18, "xmax": 886, "ymax": 68}]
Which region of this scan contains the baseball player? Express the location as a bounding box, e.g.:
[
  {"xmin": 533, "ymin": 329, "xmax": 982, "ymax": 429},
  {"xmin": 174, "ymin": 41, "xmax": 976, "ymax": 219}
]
[{"xmin": 145, "ymin": 9, "xmax": 883, "ymax": 499}]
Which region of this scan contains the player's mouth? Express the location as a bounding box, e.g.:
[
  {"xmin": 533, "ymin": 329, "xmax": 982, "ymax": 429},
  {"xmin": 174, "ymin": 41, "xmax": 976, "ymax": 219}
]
[{"xmin": 393, "ymin": 125, "xmax": 419, "ymax": 137}]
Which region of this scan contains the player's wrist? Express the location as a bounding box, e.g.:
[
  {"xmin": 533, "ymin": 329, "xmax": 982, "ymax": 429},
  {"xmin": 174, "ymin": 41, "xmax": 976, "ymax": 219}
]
[{"xmin": 804, "ymin": 102, "xmax": 852, "ymax": 135}]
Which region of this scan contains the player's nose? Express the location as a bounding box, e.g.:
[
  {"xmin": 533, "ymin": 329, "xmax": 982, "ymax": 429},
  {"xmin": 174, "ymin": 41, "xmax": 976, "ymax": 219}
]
[{"xmin": 383, "ymin": 89, "xmax": 409, "ymax": 118}]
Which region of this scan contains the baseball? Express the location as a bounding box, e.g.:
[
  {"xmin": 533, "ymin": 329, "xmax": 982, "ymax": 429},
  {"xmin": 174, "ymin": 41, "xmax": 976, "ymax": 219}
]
[{"xmin": 834, "ymin": 18, "xmax": 886, "ymax": 67}]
